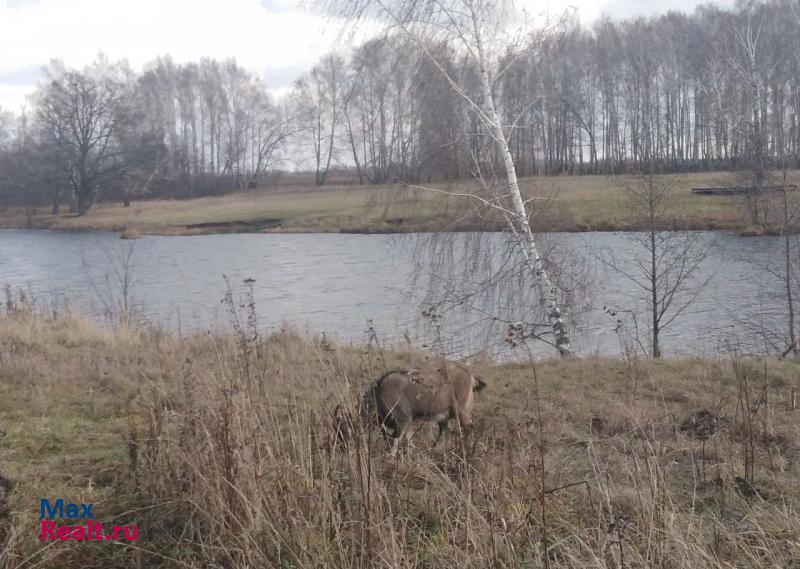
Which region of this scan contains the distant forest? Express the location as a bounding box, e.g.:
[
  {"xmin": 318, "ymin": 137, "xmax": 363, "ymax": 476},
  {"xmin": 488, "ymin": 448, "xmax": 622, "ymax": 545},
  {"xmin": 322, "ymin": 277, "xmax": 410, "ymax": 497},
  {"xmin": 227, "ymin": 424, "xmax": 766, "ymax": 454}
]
[{"xmin": 1, "ymin": 0, "xmax": 799, "ymax": 213}]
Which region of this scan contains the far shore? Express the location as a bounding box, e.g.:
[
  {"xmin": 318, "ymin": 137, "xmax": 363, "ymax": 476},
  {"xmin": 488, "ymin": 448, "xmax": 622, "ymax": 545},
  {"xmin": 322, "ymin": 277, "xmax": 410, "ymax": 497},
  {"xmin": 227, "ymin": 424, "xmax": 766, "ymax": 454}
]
[{"xmin": 1, "ymin": 171, "xmax": 795, "ymax": 237}]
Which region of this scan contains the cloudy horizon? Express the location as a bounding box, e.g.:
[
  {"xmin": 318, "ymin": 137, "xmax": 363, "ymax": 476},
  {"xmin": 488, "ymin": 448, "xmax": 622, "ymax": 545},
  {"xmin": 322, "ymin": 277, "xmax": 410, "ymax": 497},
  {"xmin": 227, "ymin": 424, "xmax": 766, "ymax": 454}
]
[{"xmin": 0, "ymin": 0, "xmax": 733, "ymax": 113}]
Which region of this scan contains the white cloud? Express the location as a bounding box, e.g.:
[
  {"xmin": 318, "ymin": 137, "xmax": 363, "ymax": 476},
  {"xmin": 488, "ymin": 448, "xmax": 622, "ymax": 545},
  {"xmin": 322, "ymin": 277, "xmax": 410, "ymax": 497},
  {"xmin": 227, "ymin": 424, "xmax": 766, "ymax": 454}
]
[
  {"xmin": 0, "ymin": 0, "xmax": 340, "ymax": 71},
  {"xmin": 0, "ymin": 0, "xmax": 735, "ymax": 113},
  {"xmin": 591, "ymin": 0, "xmax": 732, "ymax": 22},
  {"xmin": 520, "ymin": 0, "xmax": 733, "ymax": 25},
  {"xmin": 0, "ymin": 84, "xmax": 34, "ymax": 112},
  {"xmin": 0, "ymin": 0, "xmax": 344, "ymax": 110}
]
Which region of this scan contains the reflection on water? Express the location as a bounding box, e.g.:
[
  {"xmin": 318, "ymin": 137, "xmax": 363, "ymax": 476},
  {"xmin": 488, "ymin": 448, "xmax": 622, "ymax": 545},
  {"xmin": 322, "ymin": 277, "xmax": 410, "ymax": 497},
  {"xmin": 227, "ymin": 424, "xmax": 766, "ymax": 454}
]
[{"xmin": 0, "ymin": 229, "xmax": 792, "ymax": 358}]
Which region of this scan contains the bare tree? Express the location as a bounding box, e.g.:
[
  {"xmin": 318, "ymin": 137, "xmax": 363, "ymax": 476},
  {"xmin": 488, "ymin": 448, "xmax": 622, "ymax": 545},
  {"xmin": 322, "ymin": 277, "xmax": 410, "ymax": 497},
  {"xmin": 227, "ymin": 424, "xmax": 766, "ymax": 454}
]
[
  {"xmin": 750, "ymin": 145, "xmax": 800, "ymax": 357},
  {"xmin": 83, "ymin": 241, "xmax": 143, "ymax": 328},
  {"xmin": 0, "ymin": 108, "xmax": 13, "ymax": 150},
  {"xmin": 604, "ymin": 173, "xmax": 708, "ymax": 357},
  {"xmin": 294, "ymin": 54, "xmax": 343, "ymax": 186},
  {"xmin": 345, "ymin": 36, "xmax": 420, "ymax": 184},
  {"xmin": 726, "ymin": 5, "xmax": 776, "ymax": 226},
  {"xmin": 778, "ymin": 161, "xmax": 799, "ymax": 356},
  {"xmin": 0, "ymin": 111, "xmax": 37, "ymax": 227},
  {"xmin": 251, "ymin": 99, "xmax": 296, "ymax": 181},
  {"xmin": 35, "ymin": 68, "xmax": 125, "ymax": 215}
]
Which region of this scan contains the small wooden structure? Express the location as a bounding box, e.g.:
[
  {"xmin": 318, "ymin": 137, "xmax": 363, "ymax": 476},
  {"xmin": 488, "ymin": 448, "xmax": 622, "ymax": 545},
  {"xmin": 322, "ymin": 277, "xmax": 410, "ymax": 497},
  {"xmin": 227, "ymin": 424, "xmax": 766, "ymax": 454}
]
[{"xmin": 691, "ymin": 184, "xmax": 797, "ymax": 196}]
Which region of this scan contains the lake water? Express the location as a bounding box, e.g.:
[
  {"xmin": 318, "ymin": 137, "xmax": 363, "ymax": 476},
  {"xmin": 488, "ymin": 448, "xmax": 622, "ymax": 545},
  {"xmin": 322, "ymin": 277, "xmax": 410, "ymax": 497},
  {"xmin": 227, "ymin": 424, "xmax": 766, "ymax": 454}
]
[{"xmin": 0, "ymin": 229, "xmax": 793, "ymax": 359}]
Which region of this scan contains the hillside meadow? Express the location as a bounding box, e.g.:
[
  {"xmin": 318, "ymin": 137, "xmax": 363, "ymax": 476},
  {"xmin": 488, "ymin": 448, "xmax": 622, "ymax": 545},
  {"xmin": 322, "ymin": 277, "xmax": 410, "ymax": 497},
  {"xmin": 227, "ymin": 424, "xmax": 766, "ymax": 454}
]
[{"xmin": 0, "ymin": 297, "xmax": 799, "ymax": 567}]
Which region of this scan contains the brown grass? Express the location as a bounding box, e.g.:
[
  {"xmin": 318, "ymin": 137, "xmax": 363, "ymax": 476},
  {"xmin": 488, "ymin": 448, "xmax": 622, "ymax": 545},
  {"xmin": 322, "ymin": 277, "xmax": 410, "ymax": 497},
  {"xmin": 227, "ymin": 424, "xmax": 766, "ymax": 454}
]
[
  {"xmin": 4, "ymin": 171, "xmax": 798, "ymax": 235},
  {"xmin": 1, "ymin": 300, "xmax": 800, "ymax": 567}
]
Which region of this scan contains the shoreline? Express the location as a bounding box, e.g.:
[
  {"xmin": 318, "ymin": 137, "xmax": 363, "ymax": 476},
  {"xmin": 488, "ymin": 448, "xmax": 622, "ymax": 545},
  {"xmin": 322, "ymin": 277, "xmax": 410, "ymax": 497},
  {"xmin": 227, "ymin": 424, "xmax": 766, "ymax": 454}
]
[
  {"xmin": 0, "ymin": 214, "xmax": 753, "ymax": 237},
  {"xmin": 2, "ymin": 171, "xmax": 794, "ymax": 237},
  {"xmin": 0, "ymin": 219, "xmax": 768, "ymax": 239}
]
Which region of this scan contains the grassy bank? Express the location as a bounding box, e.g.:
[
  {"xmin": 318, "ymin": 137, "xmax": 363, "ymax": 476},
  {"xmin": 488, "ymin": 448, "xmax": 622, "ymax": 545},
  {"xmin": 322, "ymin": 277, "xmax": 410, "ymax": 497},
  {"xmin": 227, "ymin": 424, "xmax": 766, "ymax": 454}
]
[
  {"xmin": 1, "ymin": 305, "xmax": 800, "ymax": 567},
  {"xmin": 2, "ymin": 171, "xmax": 794, "ymax": 236}
]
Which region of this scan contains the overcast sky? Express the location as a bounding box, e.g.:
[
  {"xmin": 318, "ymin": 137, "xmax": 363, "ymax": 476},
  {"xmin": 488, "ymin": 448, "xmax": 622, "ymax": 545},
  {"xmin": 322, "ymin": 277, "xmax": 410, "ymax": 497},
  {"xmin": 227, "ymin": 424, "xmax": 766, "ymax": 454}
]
[{"xmin": 0, "ymin": 0, "xmax": 733, "ymax": 113}]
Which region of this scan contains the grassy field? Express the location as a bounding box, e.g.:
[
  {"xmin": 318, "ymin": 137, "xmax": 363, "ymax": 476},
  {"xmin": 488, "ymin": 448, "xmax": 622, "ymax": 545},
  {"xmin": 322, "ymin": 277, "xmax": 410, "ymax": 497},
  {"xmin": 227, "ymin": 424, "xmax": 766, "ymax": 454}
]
[
  {"xmin": 2, "ymin": 171, "xmax": 794, "ymax": 236},
  {"xmin": 1, "ymin": 301, "xmax": 800, "ymax": 567}
]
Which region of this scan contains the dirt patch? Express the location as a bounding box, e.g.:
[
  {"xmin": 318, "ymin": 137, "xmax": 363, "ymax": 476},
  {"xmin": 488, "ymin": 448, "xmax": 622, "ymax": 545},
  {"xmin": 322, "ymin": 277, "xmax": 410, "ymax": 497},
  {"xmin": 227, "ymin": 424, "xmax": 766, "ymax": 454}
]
[
  {"xmin": 679, "ymin": 409, "xmax": 731, "ymax": 440},
  {"xmin": 761, "ymin": 432, "xmax": 800, "ymax": 466},
  {"xmin": 707, "ymin": 476, "xmax": 768, "ymax": 499},
  {"xmin": 120, "ymin": 227, "xmax": 141, "ymax": 240},
  {"xmin": 662, "ymin": 389, "xmax": 691, "ymax": 403},
  {"xmin": 184, "ymin": 218, "xmax": 282, "ymax": 233},
  {"xmin": 588, "ymin": 415, "xmax": 633, "ymax": 437}
]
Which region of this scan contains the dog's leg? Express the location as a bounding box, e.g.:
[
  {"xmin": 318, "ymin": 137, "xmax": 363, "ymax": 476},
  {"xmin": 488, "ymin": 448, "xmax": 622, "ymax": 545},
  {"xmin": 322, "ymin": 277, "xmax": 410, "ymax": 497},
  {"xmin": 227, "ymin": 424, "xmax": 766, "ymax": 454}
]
[
  {"xmin": 403, "ymin": 421, "xmax": 421, "ymax": 452},
  {"xmin": 388, "ymin": 410, "xmax": 411, "ymax": 457},
  {"xmin": 389, "ymin": 435, "xmax": 401, "ymax": 457},
  {"xmin": 433, "ymin": 420, "xmax": 449, "ymax": 446}
]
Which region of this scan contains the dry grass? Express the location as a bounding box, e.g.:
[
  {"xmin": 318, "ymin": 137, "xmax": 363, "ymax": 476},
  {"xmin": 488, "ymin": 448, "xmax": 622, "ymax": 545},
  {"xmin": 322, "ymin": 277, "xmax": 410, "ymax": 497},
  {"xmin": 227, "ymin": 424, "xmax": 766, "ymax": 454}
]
[
  {"xmin": 1, "ymin": 300, "xmax": 800, "ymax": 567},
  {"xmin": 4, "ymin": 171, "xmax": 798, "ymax": 235}
]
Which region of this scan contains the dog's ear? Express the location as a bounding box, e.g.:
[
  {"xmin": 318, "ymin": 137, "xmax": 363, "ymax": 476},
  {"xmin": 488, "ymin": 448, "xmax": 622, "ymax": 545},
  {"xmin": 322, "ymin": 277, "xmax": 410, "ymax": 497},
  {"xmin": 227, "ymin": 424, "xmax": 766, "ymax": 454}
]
[{"xmin": 473, "ymin": 376, "xmax": 487, "ymax": 392}]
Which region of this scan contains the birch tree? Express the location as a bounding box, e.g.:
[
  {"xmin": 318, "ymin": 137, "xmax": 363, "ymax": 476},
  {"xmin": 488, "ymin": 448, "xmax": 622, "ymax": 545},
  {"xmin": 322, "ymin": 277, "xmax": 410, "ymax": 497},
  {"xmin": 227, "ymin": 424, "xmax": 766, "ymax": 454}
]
[
  {"xmin": 320, "ymin": 0, "xmax": 572, "ymax": 355},
  {"xmin": 727, "ymin": 6, "xmax": 774, "ymax": 226},
  {"xmin": 294, "ymin": 54, "xmax": 344, "ymax": 186}
]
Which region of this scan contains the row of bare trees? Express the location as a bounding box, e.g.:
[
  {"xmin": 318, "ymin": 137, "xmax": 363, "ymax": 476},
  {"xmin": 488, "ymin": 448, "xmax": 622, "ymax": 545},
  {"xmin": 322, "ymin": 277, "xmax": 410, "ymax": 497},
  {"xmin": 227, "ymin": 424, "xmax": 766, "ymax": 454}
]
[
  {"xmin": 0, "ymin": 57, "xmax": 294, "ymax": 215},
  {"xmin": 2, "ymin": 0, "xmax": 800, "ymax": 215},
  {"xmin": 135, "ymin": 57, "xmax": 294, "ymax": 188},
  {"xmin": 298, "ymin": 0, "xmax": 800, "ymax": 182}
]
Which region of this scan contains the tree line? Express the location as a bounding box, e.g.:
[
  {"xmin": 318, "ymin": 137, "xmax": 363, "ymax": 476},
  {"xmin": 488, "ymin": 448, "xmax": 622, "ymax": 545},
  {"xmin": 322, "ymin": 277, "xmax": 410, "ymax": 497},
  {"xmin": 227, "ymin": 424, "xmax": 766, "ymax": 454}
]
[
  {"xmin": 0, "ymin": 56, "xmax": 294, "ymax": 216},
  {"xmin": 1, "ymin": 0, "xmax": 799, "ymax": 215}
]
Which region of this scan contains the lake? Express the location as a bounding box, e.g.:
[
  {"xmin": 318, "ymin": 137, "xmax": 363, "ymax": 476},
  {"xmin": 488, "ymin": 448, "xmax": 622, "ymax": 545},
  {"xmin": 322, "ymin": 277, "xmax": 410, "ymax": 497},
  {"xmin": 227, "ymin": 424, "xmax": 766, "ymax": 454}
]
[{"xmin": 0, "ymin": 229, "xmax": 793, "ymax": 359}]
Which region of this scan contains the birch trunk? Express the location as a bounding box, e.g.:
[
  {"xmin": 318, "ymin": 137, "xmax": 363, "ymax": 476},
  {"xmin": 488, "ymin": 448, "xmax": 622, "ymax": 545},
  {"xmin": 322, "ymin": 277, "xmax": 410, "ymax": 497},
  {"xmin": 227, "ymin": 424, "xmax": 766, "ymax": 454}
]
[{"xmin": 469, "ymin": 2, "xmax": 572, "ymax": 356}]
